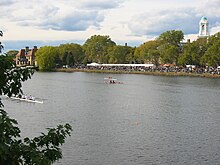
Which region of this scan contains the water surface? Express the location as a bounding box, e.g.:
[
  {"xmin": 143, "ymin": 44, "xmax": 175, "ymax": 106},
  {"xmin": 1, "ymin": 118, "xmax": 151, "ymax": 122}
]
[{"xmin": 3, "ymin": 72, "xmax": 220, "ymax": 165}]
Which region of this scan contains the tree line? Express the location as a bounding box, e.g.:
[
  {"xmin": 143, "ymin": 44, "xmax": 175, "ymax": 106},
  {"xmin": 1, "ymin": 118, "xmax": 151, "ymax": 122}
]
[
  {"xmin": 9, "ymin": 30, "xmax": 220, "ymax": 71},
  {"xmin": 137, "ymin": 31, "xmax": 220, "ymax": 67}
]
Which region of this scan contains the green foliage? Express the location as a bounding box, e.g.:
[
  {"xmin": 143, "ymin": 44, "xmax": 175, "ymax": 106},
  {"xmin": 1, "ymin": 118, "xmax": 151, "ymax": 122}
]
[
  {"xmin": 148, "ymin": 49, "xmax": 160, "ymax": 66},
  {"xmin": 134, "ymin": 40, "xmax": 160, "ymax": 65},
  {"xmin": 158, "ymin": 30, "xmax": 184, "ymax": 46},
  {"xmin": 83, "ymin": 35, "xmax": 116, "ymax": 63},
  {"xmin": 125, "ymin": 47, "xmax": 135, "ymax": 64},
  {"xmin": 58, "ymin": 43, "xmax": 85, "ymax": 66},
  {"xmin": 159, "ymin": 44, "xmax": 179, "ymax": 64},
  {"xmin": 0, "ymin": 109, "xmax": 72, "ymax": 165},
  {"xmin": 133, "ymin": 46, "xmax": 143, "ymax": 63},
  {"xmin": 26, "ymin": 31, "xmax": 220, "ymax": 68},
  {"xmin": 6, "ymin": 50, "xmax": 19, "ymax": 57},
  {"xmin": 157, "ymin": 30, "xmax": 184, "ymax": 64},
  {"xmin": 108, "ymin": 45, "xmax": 133, "ymax": 64},
  {"xmin": 0, "ymin": 54, "xmax": 72, "ymax": 164},
  {"xmin": 35, "ymin": 44, "xmax": 85, "ymax": 69},
  {"xmin": 35, "ymin": 46, "xmax": 59, "ymax": 71},
  {"xmin": 178, "ymin": 41, "xmax": 203, "ymax": 66},
  {"xmin": 200, "ymin": 32, "xmax": 220, "ymax": 66},
  {"xmin": 201, "ymin": 39, "xmax": 220, "ymax": 66},
  {"xmin": 0, "ymin": 56, "xmax": 34, "ymax": 97}
]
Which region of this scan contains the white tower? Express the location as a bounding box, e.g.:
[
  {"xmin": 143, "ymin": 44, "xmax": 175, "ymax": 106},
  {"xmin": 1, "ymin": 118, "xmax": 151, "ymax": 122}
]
[{"xmin": 199, "ymin": 16, "xmax": 209, "ymax": 38}]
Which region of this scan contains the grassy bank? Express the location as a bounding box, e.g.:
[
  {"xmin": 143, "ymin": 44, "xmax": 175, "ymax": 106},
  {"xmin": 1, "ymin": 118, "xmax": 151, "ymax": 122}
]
[{"xmin": 54, "ymin": 68, "xmax": 220, "ymax": 78}]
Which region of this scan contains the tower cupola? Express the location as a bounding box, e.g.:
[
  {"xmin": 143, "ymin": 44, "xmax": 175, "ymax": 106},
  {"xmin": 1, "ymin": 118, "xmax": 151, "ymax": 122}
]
[{"xmin": 199, "ymin": 16, "xmax": 209, "ymax": 38}]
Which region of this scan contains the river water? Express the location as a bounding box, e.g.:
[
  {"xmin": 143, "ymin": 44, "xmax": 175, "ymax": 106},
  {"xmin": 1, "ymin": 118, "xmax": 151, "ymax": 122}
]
[{"xmin": 2, "ymin": 72, "xmax": 220, "ymax": 165}]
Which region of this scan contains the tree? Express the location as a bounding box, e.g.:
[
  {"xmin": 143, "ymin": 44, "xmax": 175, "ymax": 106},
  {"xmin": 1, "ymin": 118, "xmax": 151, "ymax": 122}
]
[
  {"xmin": 0, "ymin": 42, "xmax": 3, "ymax": 54},
  {"xmin": 0, "ymin": 31, "xmax": 4, "ymax": 53},
  {"xmin": 148, "ymin": 49, "xmax": 160, "ymax": 66},
  {"xmin": 35, "ymin": 46, "xmax": 59, "ymax": 71},
  {"xmin": 158, "ymin": 30, "xmax": 184, "ymax": 46},
  {"xmin": 0, "ymin": 32, "xmax": 72, "ymax": 164},
  {"xmin": 159, "ymin": 44, "xmax": 179, "ymax": 64},
  {"xmin": 178, "ymin": 41, "xmax": 202, "ymax": 66},
  {"xmin": 134, "ymin": 46, "xmax": 144, "ymax": 63},
  {"xmin": 6, "ymin": 50, "xmax": 19, "ymax": 57},
  {"xmin": 58, "ymin": 43, "xmax": 85, "ymax": 66},
  {"xmin": 196, "ymin": 38, "xmax": 208, "ymax": 64},
  {"xmin": 83, "ymin": 35, "xmax": 116, "ymax": 63},
  {"xmin": 125, "ymin": 47, "xmax": 136, "ymax": 64},
  {"xmin": 200, "ymin": 32, "xmax": 220, "ymax": 66},
  {"xmin": 157, "ymin": 30, "xmax": 184, "ymax": 64},
  {"xmin": 134, "ymin": 40, "xmax": 160, "ymax": 65},
  {"xmin": 108, "ymin": 45, "xmax": 133, "ymax": 64}
]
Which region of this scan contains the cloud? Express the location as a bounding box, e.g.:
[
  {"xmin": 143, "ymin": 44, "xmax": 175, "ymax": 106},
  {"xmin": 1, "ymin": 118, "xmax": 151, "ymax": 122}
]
[
  {"xmin": 79, "ymin": 0, "xmax": 123, "ymax": 10},
  {"xmin": 37, "ymin": 11, "xmax": 104, "ymax": 31},
  {"xmin": 0, "ymin": 0, "xmax": 16, "ymax": 17},
  {"xmin": 128, "ymin": 8, "xmax": 200, "ymax": 36},
  {"xmin": 13, "ymin": 6, "xmax": 104, "ymax": 32},
  {"xmin": 210, "ymin": 23, "xmax": 220, "ymax": 35},
  {"xmin": 1, "ymin": 0, "xmax": 220, "ymax": 44},
  {"xmin": 1, "ymin": 0, "xmax": 124, "ymax": 32},
  {"xmin": 127, "ymin": 0, "xmax": 220, "ymax": 36},
  {"xmin": 199, "ymin": 0, "xmax": 220, "ymax": 16},
  {"xmin": 0, "ymin": 0, "xmax": 15, "ymax": 6}
]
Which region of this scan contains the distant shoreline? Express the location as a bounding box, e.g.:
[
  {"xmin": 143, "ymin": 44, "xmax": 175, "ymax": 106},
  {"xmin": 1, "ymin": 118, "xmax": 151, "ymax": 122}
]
[{"xmin": 54, "ymin": 68, "xmax": 220, "ymax": 78}]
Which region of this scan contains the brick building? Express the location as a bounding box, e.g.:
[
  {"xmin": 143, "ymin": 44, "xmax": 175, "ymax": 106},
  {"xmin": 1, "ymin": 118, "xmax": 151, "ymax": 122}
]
[{"xmin": 15, "ymin": 46, "xmax": 38, "ymax": 66}]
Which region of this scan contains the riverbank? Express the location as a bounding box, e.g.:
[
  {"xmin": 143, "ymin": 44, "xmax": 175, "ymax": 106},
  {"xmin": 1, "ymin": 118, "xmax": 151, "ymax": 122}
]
[{"xmin": 55, "ymin": 68, "xmax": 220, "ymax": 78}]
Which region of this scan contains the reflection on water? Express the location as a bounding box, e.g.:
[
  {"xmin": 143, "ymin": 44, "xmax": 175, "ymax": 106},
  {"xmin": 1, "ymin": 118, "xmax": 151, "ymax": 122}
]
[{"xmin": 3, "ymin": 72, "xmax": 220, "ymax": 165}]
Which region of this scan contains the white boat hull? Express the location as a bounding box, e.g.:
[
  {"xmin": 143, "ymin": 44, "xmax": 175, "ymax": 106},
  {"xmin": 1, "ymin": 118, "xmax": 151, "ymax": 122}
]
[{"xmin": 10, "ymin": 97, "xmax": 43, "ymax": 104}]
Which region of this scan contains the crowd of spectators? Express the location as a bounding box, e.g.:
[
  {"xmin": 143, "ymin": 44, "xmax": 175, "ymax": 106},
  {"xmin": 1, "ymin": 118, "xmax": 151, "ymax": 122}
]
[{"xmin": 69, "ymin": 64, "xmax": 220, "ymax": 75}]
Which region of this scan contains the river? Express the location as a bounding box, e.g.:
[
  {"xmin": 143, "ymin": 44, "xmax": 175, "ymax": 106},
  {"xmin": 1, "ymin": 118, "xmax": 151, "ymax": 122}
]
[{"xmin": 3, "ymin": 72, "xmax": 220, "ymax": 165}]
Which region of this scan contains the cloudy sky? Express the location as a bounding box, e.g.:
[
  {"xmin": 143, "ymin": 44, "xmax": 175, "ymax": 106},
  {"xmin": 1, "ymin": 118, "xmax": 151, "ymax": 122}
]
[{"xmin": 1, "ymin": 0, "xmax": 220, "ymax": 50}]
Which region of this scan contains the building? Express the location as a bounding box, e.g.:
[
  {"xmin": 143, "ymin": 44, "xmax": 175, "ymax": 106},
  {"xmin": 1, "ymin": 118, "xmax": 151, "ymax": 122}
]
[
  {"xmin": 198, "ymin": 16, "xmax": 209, "ymax": 38},
  {"xmin": 183, "ymin": 16, "xmax": 209, "ymax": 45},
  {"xmin": 15, "ymin": 46, "xmax": 38, "ymax": 66}
]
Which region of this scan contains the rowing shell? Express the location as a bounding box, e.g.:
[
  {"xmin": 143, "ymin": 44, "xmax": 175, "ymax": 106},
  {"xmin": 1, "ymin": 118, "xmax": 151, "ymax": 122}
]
[{"xmin": 10, "ymin": 97, "xmax": 43, "ymax": 104}]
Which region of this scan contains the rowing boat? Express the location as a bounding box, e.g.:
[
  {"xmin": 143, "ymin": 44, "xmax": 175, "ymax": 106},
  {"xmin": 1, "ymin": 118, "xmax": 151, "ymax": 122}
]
[
  {"xmin": 10, "ymin": 97, "xmax": 43, "ymax": 104},
  {"xmin": 104, "ymin": 77, "xmax": 123, "ymax": 84}
]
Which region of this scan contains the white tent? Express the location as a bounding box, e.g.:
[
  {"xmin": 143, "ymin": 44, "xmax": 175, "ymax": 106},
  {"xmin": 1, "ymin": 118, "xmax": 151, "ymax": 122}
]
[
  {"xmin": 87, "ymin": 62, "xmax": 100, "ymax": 66},
  {"xmin": 186, "ymin": 65, "xmax": 196, "ymax": 68},
  {"xmin": 87, "ymin": 63, "xmax": 155, "ymax": 67}
]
